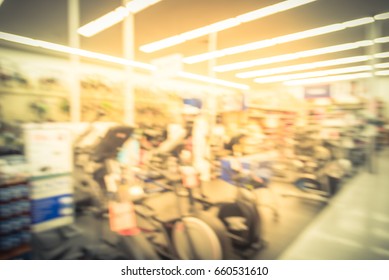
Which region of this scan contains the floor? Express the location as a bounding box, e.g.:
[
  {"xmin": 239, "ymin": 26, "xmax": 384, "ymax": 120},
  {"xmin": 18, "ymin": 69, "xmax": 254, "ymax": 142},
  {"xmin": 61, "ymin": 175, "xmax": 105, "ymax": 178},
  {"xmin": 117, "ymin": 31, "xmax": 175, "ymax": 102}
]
[
  {"xmin": 280, "ymin": 148, "xmax": 389, "ymax": 260},
  {"xmin": 30, "ymin": 148, "xmax": 389, "ymax": 260}
]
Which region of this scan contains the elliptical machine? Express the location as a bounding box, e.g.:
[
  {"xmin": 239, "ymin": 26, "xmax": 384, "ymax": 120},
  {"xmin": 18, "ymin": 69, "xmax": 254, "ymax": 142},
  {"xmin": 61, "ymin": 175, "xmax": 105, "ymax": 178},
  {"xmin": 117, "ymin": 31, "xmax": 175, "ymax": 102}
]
[
  {"xmin": 178, "ymin": 165, "xmax": 265, "ymax": 259},
  {"xmin": 133, "ymin": 125, "xmax": 264, "ymax": 259}
]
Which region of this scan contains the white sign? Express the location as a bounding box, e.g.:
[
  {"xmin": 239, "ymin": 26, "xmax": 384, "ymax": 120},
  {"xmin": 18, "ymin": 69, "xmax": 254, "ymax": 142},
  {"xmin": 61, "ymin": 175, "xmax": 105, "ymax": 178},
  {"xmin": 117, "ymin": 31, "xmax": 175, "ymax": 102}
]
[{"xmin": 23, "ymin": 124, "xmax": 73, "ymax": 177}]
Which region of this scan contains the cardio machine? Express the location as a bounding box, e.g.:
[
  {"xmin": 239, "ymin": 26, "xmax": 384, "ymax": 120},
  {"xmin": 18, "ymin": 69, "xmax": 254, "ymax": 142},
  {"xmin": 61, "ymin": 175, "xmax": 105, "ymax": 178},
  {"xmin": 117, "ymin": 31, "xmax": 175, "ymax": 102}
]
[{"xmin": 178, "ymin": 165, "xmax": 265, "ymax": 258}]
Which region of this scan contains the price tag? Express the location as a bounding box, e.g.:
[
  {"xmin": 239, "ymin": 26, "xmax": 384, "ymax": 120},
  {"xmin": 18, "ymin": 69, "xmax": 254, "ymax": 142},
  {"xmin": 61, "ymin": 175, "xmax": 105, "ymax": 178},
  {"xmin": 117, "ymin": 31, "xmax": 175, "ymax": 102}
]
[{"xmin": 108, "ymin": 201, "xmax": 137, "ymax": 233}]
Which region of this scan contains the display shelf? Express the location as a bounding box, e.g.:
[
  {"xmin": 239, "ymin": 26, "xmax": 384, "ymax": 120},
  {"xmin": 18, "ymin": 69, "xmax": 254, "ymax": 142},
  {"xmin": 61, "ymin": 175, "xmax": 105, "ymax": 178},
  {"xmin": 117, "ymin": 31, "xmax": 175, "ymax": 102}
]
[
  {"xmin": 0, "ymin": 86, "xmax": 68, "ymax": 98},
  {"xmin": 0, "ymin": 158, "xmax": 31, "ymax": 260}
]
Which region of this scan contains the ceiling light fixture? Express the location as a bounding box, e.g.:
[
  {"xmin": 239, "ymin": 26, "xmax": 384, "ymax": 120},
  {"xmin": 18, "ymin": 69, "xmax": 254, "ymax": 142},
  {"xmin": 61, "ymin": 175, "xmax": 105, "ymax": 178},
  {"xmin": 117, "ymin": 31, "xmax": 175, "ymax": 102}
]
[
  {"xmin": 139, "ymin": 0, "xmax": 317, "ymax": 53},
  {"xmin": 284, "ymin": 72, "xmax": 372, "ymax": 86},
  {"xmin": 254, "ymin": 65, "xmax": 373, "ymax": 83},
  {"xmin": 214, "ymin": 40, "xmax": 374, "ymax": 72},
  {"xmin": 374, "ymin": 36, "xmax": 389, "ymax": 44},
  {"xmin": 375, "ymin": 70, "xmax": 389, "ymax": 76},
  {"xmin": 0, "ymin": 31, "xmax": 249, "ymax": 90},
  {"xmin": 78, "ymin": 0, "xmax": 162, "ymax": 37},
  {"xmin": 237, "ymin": 55, "xmax": 372, "ymax": 78},
  {"xmin": 126, "ymin": 0, "xmax": 162, "ymax": 13},
  {"xmin": 177, "ymin": 71, "xmax": 250, "ymax": 90},
  {"xmin": 375, "ymin": 62, "xmax": 389, "ymax": 68},
  {"xmin": 374, "ymin": 11, "xmax": 389, "ymax": 20},
  {"xmin": 374, "ymin": 52, "xmax": 389, "ymax": 58},
  {"xmin": 184, "ymin": 16, "xmax": 377, "ymax": 64}
]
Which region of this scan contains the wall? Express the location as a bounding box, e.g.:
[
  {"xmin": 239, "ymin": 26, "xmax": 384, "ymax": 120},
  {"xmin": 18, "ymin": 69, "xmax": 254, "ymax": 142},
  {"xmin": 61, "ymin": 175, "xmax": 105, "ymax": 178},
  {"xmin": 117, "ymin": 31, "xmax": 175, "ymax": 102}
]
[{"xmin": 0, "ymin": 45, "xmax": 239, "ymax": 125}]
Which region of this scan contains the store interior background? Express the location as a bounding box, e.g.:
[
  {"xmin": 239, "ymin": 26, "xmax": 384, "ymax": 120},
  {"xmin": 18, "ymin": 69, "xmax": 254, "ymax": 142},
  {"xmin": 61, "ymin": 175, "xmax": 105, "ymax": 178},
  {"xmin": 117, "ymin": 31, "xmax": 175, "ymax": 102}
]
[{"xmin": 0, "ymin": 0, "xmax": 389, "ymax": 260}]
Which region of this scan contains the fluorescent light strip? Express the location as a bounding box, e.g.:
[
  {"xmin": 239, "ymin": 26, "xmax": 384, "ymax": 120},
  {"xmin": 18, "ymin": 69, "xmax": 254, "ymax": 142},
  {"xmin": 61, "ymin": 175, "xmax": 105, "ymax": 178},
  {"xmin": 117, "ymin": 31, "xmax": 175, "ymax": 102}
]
[
  {"xmin": 374, "ymin": 52, "xmax": 389, "ymax": 58},
  {"xmin": 78, "ymin": 6, "xmax": 129, "ymax": 37},
  {"xmin": 177, "ymin": 71, "xmax": 250, "ymax": 90},
  {"xmin": 0, "ymin": 31, "xmax": 249, "ymax": 90},
  {"xmin": 254, "ymin": 65, "xmax": 372, "ymax": 83},
  {"xmin": 126, "ymin": 0, "xmax": 162, "ymax": 13},
  {"xmin": 375, "ymin": 70, "xmax": 389, "ymax": 76},
  {"xmin": 215, "ymin": 40, "xmax": 373, "ymax": 72},
  {"xmin": 139, "ymin": 0, "xmax": 317, "ymax": 53},
  {"xmin": 374, "ymin": 36, "xmax": 389, "ymax": 44},
  {"xmin": 284, "ymin": 72, "xmax": 372, "ymax": 86},
  {"xmin": 374, "ymin": 11, "xmax": 389, "ymax": 20},
  {"xmin": 375, "ymin": 62, "xmax": 389, "ymax": 68},
  {"xmin": 78, "ymin": 0, "xmax": 162, "ymax": 37},
  {"xmin": 184, "ymin": 16, "xmax": 376, "ymax": 64},
  {"xmin": 237, "ymin": 55, "xmax": 371, "ymax": 78},
  {"xmin": 0, "ymin": 31, "xmax": 155, "ymax": 70}
]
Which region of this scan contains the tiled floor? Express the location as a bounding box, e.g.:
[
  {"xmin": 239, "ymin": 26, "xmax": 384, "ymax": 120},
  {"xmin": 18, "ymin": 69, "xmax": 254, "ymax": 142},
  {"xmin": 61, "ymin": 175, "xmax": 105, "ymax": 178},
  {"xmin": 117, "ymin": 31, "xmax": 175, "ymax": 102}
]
[{"xmin": 279, "ymin": 148, "xmax": 389, "ymax": 260}]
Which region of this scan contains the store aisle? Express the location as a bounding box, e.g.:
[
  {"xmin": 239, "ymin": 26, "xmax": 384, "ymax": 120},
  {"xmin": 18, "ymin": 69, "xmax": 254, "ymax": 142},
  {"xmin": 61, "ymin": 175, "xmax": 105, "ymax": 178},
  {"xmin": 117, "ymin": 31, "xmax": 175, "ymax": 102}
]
[{"xmin": 279, "ymin": 148, "xmax": 389, "ymax": 260}]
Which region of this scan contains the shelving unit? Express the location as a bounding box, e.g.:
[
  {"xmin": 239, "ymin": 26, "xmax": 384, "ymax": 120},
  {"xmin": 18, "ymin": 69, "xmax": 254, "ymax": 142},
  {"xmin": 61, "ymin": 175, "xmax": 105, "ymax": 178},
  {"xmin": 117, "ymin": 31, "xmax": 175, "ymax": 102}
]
[{"xmin": 0, "ymin": 172, "xmax": 31, "ymax": 260}]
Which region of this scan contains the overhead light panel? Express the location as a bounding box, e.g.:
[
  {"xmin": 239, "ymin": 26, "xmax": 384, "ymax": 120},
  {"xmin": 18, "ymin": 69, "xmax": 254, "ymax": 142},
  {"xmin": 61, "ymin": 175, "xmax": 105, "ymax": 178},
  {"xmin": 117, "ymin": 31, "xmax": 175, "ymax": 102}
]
[
  {"xmin": 139, "ymin": 0, "xmax": 317, "ymax": 53},
  {"xmin": 78, "ymin": 0, "xmax": 162, "ymax": 37},
  {"xmin": 0, "ymin": 31, "xmax": 248, "ymax": 90},
  {"xmin": 177, "ymin": 72, "xmax": 250, "ymax": 90},
  {"xmin": 254, "ymin": 65, "xmax": 373, "ymax": 83},
  {"xmin": 374, "ymin": 12, "xmax": 389, "ymax": 20},
  {"xmin": 375, "ymin": 62, "xmax": 389, "ymax": 69},
  {"xmin": 214, "ymin": 40, "xmax": 373, "ymax": 72},
  {"xmin": 125, "ymin": 0, "xmax": 161, "ymax": 13},
  {"xmin": 375, "ymin": 70, "xmax": 389, "ymax": 76},
  {"xmin": 78, "ymin": 7, "xmax": 129, "ymax": 37},
  {"xmin": 184, "ymin": 16, "xmax": 379, "ymax": 64},
  {"xmin": 284, "ymin": 72, "xmax": 372, "ymax": 86},
  {"xmin": 342, "ymin": 17, "xmax": 374, "ymax": 27},
  {"xmin": 237, "ymin": 55, "xmax": 371, "ymax": 78},
  {"xmin": 374, "ymin": 36, "xmax": 389, "ymax": 44},
  {"xmin": 0, "ymin": 31, "xmax": 155, "ymax": 70},
  {"xmin": 236, "ymin": 0, "xmax": 316, "ymax": 22},
  {"xmin": 374, "ymin": 52, "xmax": 389, "ymax": 58}
]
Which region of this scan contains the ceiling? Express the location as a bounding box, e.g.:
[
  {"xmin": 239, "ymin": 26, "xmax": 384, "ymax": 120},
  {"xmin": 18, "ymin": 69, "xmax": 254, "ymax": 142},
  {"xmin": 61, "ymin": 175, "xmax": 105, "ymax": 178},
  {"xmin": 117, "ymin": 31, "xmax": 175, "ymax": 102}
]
[{"xmin": 1, "ymin": 0, "xmax": 389, "ymax": 91}]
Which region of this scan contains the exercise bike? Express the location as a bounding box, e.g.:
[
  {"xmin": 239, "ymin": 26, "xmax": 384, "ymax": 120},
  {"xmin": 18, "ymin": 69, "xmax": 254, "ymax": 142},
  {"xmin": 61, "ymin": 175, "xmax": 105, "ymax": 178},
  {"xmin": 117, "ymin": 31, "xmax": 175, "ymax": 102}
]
[
  {"xmin": 72, "ymin": 124, "xmax": 161, "ymax": 260},
  {"xmin": 175, "ymin": 165, "xmax": 266, "ymax": 259},
  {"xmin": 127, "ymin": 167, "xmax": 236, "ymax": 260}
]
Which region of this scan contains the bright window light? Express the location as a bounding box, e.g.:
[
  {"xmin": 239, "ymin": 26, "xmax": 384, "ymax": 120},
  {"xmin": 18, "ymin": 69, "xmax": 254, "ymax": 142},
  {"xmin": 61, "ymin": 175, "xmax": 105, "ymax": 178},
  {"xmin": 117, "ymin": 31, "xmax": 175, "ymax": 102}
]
[
  {"xmin": 254, "ymin": 65, "xmax": 372, "ymax": 83},
  {"xmin": 237, "ymin": 55, "xmax": 371, "ymax": 78},
  {"xmin": 284, "ymin": 72, "xmax": 372, "ymax": 86},
  {"xmin": 183, "ymin": 16, "xmax": 381, "ymax": 64},
  {"xmin": 139, "ymin": 0, "xmax": 317, "ymax": 53},
  {"xmin": 78, "ymin": 0, "xmax": 162, "ymax": 37},
  {"xmin": 214, "ymin": 40, "xmax": 373, "ymax": 72}
]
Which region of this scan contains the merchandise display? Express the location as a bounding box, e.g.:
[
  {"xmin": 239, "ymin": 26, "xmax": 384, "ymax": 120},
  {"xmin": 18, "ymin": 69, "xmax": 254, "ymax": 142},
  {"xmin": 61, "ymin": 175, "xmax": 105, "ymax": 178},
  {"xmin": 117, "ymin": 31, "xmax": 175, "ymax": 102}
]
[{"xmin": 1, "ymin": 0, "xmax": 389, "ymax": 261}]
